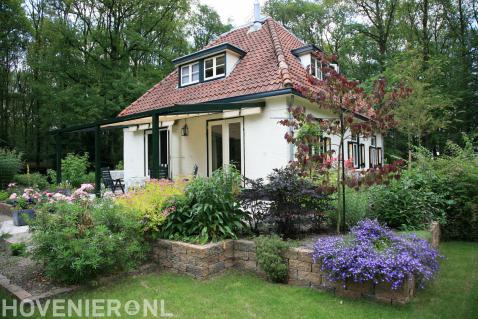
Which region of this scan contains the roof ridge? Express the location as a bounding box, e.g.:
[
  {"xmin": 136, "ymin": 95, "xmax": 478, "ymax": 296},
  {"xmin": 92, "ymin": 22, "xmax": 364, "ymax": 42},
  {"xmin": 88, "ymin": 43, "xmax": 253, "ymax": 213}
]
[{"xmin": 265, "ymin": 18, "xmax": 292, "ymax": 88}]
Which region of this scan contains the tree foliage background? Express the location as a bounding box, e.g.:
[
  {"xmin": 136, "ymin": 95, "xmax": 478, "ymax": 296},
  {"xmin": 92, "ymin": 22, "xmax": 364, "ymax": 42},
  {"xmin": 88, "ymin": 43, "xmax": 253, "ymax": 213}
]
[
  {"xmin": 0, "ymin": 0, "xmax": 232, "ymax": 169},
  {"xmin": 0, "ymin": 0, "xmax": 476, "ymax": 170}
]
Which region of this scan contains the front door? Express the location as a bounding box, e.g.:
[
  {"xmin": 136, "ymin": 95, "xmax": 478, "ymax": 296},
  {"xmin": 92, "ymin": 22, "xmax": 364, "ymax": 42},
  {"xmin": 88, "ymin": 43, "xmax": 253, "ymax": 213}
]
[
  {"xmin": 145, "ymin": 128, "xmax": 169, "ymax": 177},
  {"xmin": 208, "ymin": 119, "xmax": 243, "ymax": 176}
]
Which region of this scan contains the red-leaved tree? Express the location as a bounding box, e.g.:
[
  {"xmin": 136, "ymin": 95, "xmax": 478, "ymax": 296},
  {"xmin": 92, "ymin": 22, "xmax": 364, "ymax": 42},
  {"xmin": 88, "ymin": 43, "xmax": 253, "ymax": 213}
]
[{"xmin": 280, "ymin": 51, "xmax": 410, "ymax": 233}]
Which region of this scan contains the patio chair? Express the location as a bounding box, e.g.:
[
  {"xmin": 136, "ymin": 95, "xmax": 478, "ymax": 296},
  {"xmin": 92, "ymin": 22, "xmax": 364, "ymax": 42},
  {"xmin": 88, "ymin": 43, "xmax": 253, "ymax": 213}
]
[{"xmin": 101, "ymin": 167, "xmax": 125, "ymax": 194}]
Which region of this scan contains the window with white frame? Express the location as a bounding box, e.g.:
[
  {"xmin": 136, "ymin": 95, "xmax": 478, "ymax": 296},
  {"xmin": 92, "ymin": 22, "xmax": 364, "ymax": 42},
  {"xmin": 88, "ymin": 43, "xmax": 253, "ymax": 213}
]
[
  {"xmin": 369, "ymin": 136, "xmax": 382, "ymax": 168},
  {"xmin": 310, "ymin": 57, "xmax": 323, "ymax": 80},
  {"xmin": 348, "ymin": 134, "xmax": 360, "ymax": 168},
  {"xmin": 204, "ymin": 54, "xmax": 225, "ymax": 80},
  {"xmin": 180, "ymin": 62, "xmax": 199, "ymax": 86},
  {"xmin": 310, "ymin": 137, "xmax": 332, "ymax": 159}
]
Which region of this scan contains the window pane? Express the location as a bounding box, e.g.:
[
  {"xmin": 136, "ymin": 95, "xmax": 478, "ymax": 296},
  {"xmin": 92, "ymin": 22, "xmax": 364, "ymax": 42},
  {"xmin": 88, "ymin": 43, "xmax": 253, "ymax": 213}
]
[
  {"xmin": 211, "ymin": 125, "xmax": 223, "ymax": 171},
  {"xmin": 181, "ymin": 65, "xmax": 189, "ymax": 75},
  {"xmin": 192, "ymin": 63, "xmax": 199, "ymax": 73},
  {"xmin": 216, "ymin": 65, "xmax": 225, "ymax": 76},
  {"xmin": 205, "ymin": 68, "xmax": 214, "ymax": 78},
  {"xmin": 216, "ymin": 55, "xmax": 225, "ymax": 66},
  {"xmin": 192, "ymin": 72, "xmax": 199, "ymax": 82},
  {"xmin": 205, "ymin": 59, "xmax": 213, "ymax": 69},
  {"xmin": 311, "ymin": 58, "xmax": 316, "ymax": 76},
  {"xmin": 229, "ymin": 122, "xmax": 241, "ymax": 173},
  {"xmin": 181, "ymin": 75, "xmax": 189, "ymax": 85}
]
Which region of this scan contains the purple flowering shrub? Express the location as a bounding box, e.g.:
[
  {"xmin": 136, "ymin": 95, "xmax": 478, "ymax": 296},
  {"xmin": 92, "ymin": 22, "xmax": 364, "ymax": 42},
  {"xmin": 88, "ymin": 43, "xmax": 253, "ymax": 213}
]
[{"xmin": 313, "ymin": 219, "xmax": 440, "ymax": 289}]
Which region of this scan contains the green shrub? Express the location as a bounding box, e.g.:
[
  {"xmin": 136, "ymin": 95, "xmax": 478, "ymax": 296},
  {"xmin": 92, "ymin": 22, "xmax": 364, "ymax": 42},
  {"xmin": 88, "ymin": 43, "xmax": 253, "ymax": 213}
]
[
  {"xmin": 62, "ymin": 153, "xmax": 90, "ymax": 188},
  {"xmin": 255, "ymin": 235, "xmax": 289, "ymax": 283},
  {"xmin": 368, "ymin": 168, "xmax": 447, "ymax": 230},
  {"xmin": 117, "ymin": 179, "xmax": 187, "ymax": 237},
  {"xmin": 10, "ymin": 243, "xmax": 27, "ymax": 256},
  {"xmin": 115, "ymin": 161, "xmax": 124, "ymax": 170},
  {"xmin": 0, "ymin": 148, "xmax": 22, "ymax": 189},
  {"xmin": 46, "ymin": 169, "xmax": 57, "ymax": 184},
  {"xmin": 329, "ymin": 187, "xmax": 371, "ymax": 229},
  {"xmin": 30, "ymin": 199, "xmax": 148, "ymax": 284},
  {"xmin": 13, "ymin": 173, "xmax": 49, "ymax": 189},
  {"xmin": 0, "ymin": 191, "xmax": 8, "ymax": 201},
  {"xmin": 160, "ymin": 166, "xmax": 246, "ymax": 243},
  {"xmin": 413, "ymin": 141, "xmax": 478, "ymax": 241}
]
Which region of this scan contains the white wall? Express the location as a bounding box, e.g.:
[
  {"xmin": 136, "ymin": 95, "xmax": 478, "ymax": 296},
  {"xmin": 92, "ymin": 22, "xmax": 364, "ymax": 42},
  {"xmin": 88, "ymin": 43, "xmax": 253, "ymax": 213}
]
[
  {"xmin": 122, "ymin": 95, "xmax": 386, "ymax": 183},
  {"xmin": 243, "ymin": 96, "xmax": 291, "ymax": 179}
]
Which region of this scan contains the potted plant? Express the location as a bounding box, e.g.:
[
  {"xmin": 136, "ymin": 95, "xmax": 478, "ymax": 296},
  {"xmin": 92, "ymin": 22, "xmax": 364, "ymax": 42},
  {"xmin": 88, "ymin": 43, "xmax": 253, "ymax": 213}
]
[{"xmin": 10, "ymin": 188, "xmax": 39, "ymax": 226}]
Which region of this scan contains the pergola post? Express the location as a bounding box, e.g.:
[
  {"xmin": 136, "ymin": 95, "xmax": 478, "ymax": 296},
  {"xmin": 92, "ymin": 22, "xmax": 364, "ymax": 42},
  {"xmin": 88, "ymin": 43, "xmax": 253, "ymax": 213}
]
[
  {"xmin": 55, "ymin": 133, "xmax": 62, "ymax": 184},
  {"xmin": 94, "ymin": 125, "xmax": 102, "ymax": 197},
  {"xmin": 151, "ymin": 114, "xmax": 160, "ymax": 179}
]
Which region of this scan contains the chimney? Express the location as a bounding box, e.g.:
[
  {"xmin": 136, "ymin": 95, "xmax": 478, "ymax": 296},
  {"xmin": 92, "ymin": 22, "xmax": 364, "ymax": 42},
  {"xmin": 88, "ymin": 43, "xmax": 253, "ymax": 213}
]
[
  {"xmin": 254, "ymin": 0, "xmax": 261, "ymax": 22},
  {"xmin": 249, "ymin": 0, "xmax": 263, "ymax": 32}
]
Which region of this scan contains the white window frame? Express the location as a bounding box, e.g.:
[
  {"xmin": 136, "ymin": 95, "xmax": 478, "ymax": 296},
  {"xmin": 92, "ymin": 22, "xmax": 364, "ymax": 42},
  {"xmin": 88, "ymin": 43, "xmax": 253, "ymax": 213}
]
[
  {"xmin": 310, "ymin": 56, "xmax": 323, "ymax": 80},
  {"xmin": 207, "ymin": 118, "xmax": 244, "ymax": 176},
  {"xmin": 204, "ymin": 54, "xmax": 225, "ymax": 80},
  {"xmin": 180, "ymin": 62, "xmax": 199, "ymax": 86}
]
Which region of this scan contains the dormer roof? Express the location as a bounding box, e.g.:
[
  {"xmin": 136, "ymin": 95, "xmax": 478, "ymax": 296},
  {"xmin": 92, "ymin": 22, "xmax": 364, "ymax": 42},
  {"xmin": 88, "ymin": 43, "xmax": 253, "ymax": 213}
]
[{"xmin": 119, "ymin": 18, "xmax": 320, "ymax": 117}]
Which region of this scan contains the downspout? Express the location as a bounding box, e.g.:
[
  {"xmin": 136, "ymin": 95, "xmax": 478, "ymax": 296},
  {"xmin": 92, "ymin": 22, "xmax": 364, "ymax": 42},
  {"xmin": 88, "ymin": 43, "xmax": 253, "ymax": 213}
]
[{"xmin": 287, "ymin": 95, "xmax": 295, "ymax": 162}]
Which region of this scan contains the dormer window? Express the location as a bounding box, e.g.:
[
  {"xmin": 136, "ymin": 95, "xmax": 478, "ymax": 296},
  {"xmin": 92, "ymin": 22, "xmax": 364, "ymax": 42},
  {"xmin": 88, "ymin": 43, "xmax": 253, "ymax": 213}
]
[
  {"xmin": 204, "ymin": 54, "xmax": 225, "ymax": 80},
  {"xmin": 311, "ymin": 57, "xmax": 323, "ymax": 80},
  {"xmin": 173, "ymin": 43, "xmax": 246, "ymax": 88},
  {"xmin": 181, "ymin": 62, "xmax": 199, "ymax": 86}
]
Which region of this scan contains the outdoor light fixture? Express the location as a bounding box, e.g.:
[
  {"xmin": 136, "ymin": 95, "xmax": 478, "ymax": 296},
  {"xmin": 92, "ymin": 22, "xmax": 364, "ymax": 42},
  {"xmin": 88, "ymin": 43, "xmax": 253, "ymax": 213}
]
[{"xmin": 181, "ymin": 120, "xmax": 189, "ymax": 136}]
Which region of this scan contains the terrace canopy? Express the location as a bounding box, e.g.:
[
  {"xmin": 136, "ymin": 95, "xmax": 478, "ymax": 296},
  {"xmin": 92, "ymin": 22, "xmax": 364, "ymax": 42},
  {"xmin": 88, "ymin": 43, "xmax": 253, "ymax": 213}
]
[{"xmin": 50, "ymin": 101, "xmax": 265, "ymax": 196}]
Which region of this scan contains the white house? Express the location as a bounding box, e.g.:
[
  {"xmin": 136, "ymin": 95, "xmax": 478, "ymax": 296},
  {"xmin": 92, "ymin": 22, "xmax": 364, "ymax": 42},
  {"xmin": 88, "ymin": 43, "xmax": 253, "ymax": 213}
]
[{"xmin": 115, "ymin": 16, "xmax": 384, "ymax": 186}]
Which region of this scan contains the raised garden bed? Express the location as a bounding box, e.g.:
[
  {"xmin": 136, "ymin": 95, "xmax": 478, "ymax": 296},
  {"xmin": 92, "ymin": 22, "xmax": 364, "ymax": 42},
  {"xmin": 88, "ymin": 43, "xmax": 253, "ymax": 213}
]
[{"xmin": 153, "ymin": 238, "xmax": 423, "ymax": 304}]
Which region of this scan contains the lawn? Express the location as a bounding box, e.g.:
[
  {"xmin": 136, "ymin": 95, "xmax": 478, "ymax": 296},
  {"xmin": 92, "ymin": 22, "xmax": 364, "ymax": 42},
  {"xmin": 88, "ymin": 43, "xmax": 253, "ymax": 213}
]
[{"xmin": 1, "ymin": 242, "xmax": 477, "ymax": 318}]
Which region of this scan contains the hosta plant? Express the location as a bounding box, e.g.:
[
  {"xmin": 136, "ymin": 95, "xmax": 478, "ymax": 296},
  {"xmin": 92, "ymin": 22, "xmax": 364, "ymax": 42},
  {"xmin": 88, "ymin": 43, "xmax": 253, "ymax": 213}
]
[{"xmin": 313, "ymin": 219, "xmax": 440, "ymax": 290}]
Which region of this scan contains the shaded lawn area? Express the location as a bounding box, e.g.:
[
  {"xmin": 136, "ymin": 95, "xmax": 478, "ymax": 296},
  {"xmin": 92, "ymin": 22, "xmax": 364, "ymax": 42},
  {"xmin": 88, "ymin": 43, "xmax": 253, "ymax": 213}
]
[{"xmin": 1, "ymin": 242, "xmax": 477, "ymax": 318}]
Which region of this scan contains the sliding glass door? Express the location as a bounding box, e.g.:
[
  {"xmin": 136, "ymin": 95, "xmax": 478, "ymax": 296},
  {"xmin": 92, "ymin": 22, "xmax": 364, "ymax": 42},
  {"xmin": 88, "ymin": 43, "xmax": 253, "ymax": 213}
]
[{"xmin": 208, "ymin": 119, "xmax": 243, "ymax": 176}]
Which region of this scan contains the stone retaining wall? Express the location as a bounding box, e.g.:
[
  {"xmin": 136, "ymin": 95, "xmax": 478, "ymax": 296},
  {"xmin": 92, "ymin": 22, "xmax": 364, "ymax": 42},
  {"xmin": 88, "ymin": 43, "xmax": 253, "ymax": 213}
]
[{"xmin": 153, "ymin": 239, "xmax": 416, "ymax": 304}]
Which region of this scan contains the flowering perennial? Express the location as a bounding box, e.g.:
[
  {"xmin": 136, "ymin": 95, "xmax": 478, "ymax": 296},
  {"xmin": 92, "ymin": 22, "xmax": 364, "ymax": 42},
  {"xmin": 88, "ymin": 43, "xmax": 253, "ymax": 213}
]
[{"xmin": 313, "ymin": 219, "xmax": 440, "ymax": 289}]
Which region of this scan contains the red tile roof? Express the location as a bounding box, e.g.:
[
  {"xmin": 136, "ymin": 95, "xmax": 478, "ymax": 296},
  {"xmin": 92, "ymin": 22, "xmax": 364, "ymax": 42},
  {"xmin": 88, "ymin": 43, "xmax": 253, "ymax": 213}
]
[{"xmin": 118, "ymin": 18, "xmax": 314, "ymax": 117}]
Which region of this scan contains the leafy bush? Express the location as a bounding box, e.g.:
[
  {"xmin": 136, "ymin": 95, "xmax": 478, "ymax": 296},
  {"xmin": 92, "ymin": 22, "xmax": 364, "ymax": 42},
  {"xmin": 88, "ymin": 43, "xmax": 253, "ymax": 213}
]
[
  {"xmin": 10, "ymin": 243, "xmax": 27, "ymax": 256},
  {"xmin": 161, "ymin": 167, "xmax": 246, "ymax": 243},
  {"xmin": 329, "ymin": 187, "xmax": 371, "ymax": 229},
  {"xmin": 0, "ymin": 191, "xmax": 8, "ymax": 201},
  {"xmin": 62, "ymin": 153, "xmax": 90, "ymax": 188},
  {"xmin": 13, "ymin": 173, "xmax": 49, "ymax": 189},
  {"xmin": 313, "ymin": 219, "xmax": 440, "ymax": 289},
  {"xmin": 368, "ymin": 168, "xmax": 447, "ymax": 230},
  {"xmin": 255, "ymin": 235, "xmax": 289, "ymax": 283},
  {"xmin": 265, "ymin": 167, "xmax": 332, "ymax": 237},
  {"xmin": 115, "ymin": 161, "xmax": 124, "ymax": 170},
  {"xmin": 0, "ymin": 148, "xmax": 22, "ymax": 189},
  {"xmin": 239, "ymin": 177, "xmax": 270, "ymax": 235},
  {"xmin": 30, "ymin": 199, "xmax": 147, "ymax": 284},
  {"xmin": 117, "ymin": 179, "xmax": 187, "ymax": 236},
  {"xmin": 46, "ymin": 169, "xmax": 57, "ymax": 184},
  {"xmin": 413, "ymin": 141, "xmax": 478, "ymax": 241}
]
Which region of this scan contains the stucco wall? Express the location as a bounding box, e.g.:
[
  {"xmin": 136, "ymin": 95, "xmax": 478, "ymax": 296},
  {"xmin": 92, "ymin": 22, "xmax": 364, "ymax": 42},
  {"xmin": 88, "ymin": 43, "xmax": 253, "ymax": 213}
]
[{"xmin": 122, "ymin": 94, "xmax": 386, "ymax": 182}]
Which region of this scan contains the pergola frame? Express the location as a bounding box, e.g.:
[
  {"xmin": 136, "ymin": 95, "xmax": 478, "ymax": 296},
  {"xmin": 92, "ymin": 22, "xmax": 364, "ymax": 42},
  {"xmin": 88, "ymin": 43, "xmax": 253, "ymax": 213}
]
[{"xmin": 49, "ymin": 100, "xmax": 267, "ymax": 196}]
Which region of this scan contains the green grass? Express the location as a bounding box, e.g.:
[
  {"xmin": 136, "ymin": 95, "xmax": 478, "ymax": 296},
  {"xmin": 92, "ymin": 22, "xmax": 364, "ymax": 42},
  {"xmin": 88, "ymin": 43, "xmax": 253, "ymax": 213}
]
[{"xmin": 1, "ymin": 242, "xmax": 477, "ymax": 318}]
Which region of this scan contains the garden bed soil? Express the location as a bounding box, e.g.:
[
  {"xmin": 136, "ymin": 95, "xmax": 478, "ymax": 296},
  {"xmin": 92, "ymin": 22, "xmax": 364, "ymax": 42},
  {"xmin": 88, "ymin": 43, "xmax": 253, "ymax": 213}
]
[{"xmin": 0, "ymin": 252, "xmax": 73, "ymax": 297}]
